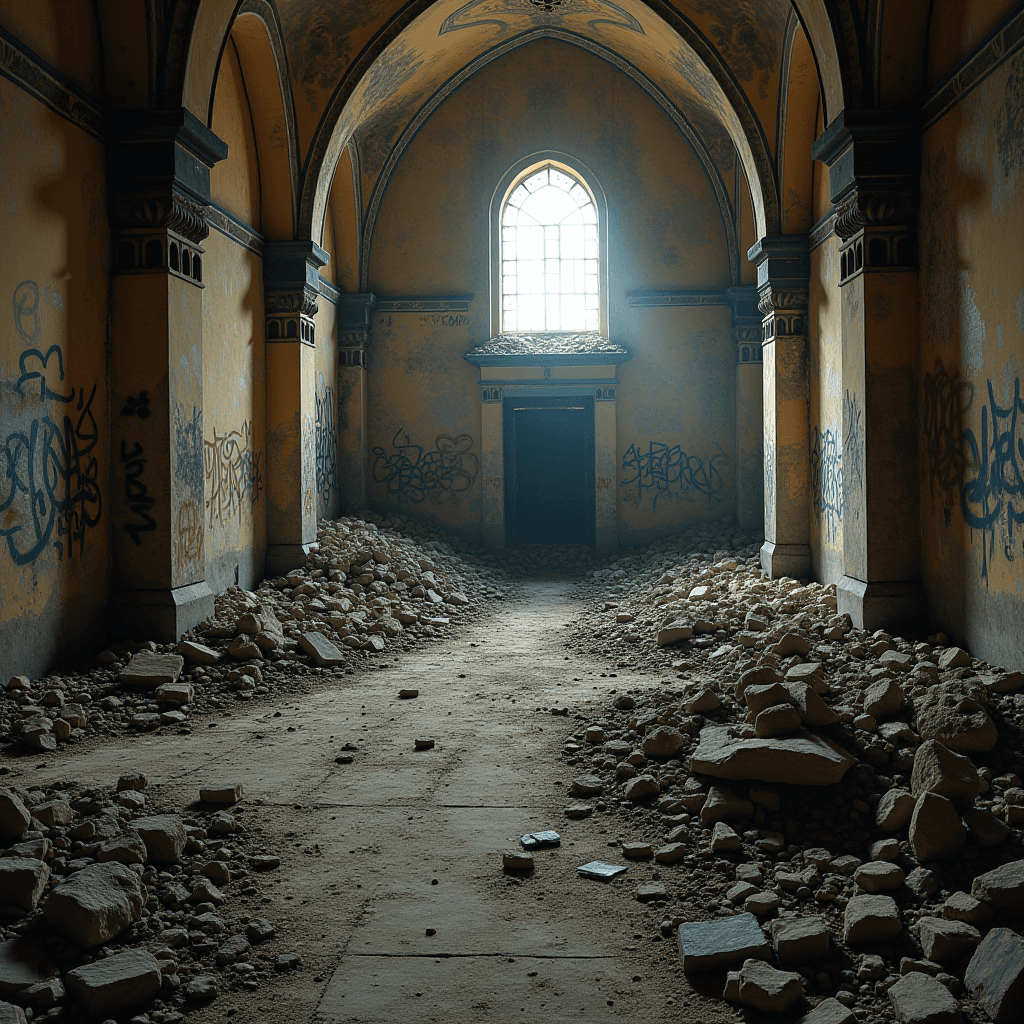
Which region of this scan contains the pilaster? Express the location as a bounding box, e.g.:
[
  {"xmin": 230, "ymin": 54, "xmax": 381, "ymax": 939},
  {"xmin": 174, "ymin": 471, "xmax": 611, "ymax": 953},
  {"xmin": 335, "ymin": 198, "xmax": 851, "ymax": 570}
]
[
  {"xmin": 107, "ymin": 109, "xmax": 227, "ymax": 641},
  {"xmin": 814, "ymin": 111, "xmax": 926, "ymax": 629},
  {"xmin": 337, "ymin": 293, "xmax": 375, "ymax": 514},
  {"xmin": 264, "ymin": 241, "xmax": 329, "ymax": 576},
  {"xmin": 728, "ymin": 285, "xmax": 763, "ymax": 533},
  {"xmin": 747, "ymin": 236, "xmax": 811, "ymax": 579}
]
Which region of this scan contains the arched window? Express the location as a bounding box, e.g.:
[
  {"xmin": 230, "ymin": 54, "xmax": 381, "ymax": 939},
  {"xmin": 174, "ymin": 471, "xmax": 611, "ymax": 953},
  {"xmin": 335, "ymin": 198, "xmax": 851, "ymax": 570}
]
[{"xmin": 500, "ymin": 165, "xmax": 599, "ymax": 333}]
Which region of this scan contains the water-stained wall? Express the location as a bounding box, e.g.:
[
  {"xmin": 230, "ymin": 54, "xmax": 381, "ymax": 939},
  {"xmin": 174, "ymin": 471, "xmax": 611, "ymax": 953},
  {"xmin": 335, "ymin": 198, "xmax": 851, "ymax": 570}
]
[
  {"xmin": 366, "ymin": 38, "xmax": 735, "ymax": 544},
  {"xmin": 0, "ymin": 10, "xmax": 109, "ymax": 682},
  {"xmin": 919, "ymin": 46, "xmax": 1024, "ymax": 669},
  {"xmin": 205, "ymin": 40, "xmax": 268, "ymax": 594}
]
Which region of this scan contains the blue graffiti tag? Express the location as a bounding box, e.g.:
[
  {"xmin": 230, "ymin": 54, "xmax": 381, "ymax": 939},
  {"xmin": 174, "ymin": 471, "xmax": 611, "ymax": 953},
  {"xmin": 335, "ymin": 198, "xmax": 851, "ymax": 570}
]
[
  {"xmin": 620, "ymin": 442, "xmax": 725, "ymax": 510},
  {"xmin": 372, "ymin": 429, "xmax": 478, "ymax": 507},
  {"xmin": 961, "ymin": 375, "xmax": 1024, "ymax": 578}
]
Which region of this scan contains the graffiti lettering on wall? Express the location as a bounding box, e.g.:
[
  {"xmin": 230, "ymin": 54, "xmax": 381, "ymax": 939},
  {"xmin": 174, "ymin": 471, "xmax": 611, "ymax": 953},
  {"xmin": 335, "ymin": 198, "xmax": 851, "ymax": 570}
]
[
  {"xmin": 315, "ymin": 376, "xmax": 337, "ymax": 514},
  {"xmin": 620, "ymin": 442, "xmax": 725, "ymax": 511},
  {"xmin": 764, "ymin": 434, "xmax": 776, "ymax": 521},
  {"xmin": 962, "ymin": 375, "xmax": 1024, "ymax": 579},
  {"xmin": 923, "ymin": 360, "xmax": 974, "ymax": 514},
  {"xmin": 372, "ymin": 429, "xmax": 479, "ymax": 507},
  {"xmin": 419, "ymin": 314, "xmax": 471, "ymax": 328},
  {"xmin": 121, "ymin": 391, "xmax": 152, "ymax": 420},
  {"xmin": 811, "ymin": 426, "xmax": 843, "ymax": 543},
  {"xmin": 175, "ymin": 500, "xmax": 204, "ymax": 573},
  {"xmin": 923, "ymin": 361, "xmax": 1024, "ymax": 579},
  {"xmin": 174, "ymin": 404, "xmax": 204, "ymax": 507},
  {"xmin": 1, "ymin": 282, "xmax": 102, "ymax": 565},
  {"xmin": 120, "ymin": 441, "xmax": 157, "ymax": 545},
  {"xmin": 843, "ymin": 390, "xmax": 863, "ymax": 492},
  {"xmin": 204, "ymin": 423, "xmax": 264, "ymax": 526}
]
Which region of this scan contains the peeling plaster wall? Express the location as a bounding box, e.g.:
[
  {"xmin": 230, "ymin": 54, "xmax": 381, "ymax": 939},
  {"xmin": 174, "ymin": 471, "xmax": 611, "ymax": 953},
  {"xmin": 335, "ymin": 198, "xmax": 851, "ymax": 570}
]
[
  {"xmin": 919, "ymin": 49, "xmax": 1024, "ymax": 671},
  {"xmin": 204, "ymin": 47, "xmax": 268, "ymax": 594},
  {"xmin": 366, "ymin": 38, "xmax": 733, "ymax": 545},
  {"xmin": 808, "ymin": 233, "xmax": 844, "ymax": 583},
  {"xmin": 0, "ymin": 73, "xmax": 110, "ymax": 682}
]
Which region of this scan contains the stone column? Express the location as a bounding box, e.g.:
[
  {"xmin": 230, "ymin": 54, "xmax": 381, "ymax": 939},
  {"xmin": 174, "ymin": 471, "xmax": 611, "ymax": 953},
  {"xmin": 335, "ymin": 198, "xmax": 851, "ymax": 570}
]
[
  {"xmin": 748, "ymin": 236, "xmax": 811, "ymax": 578},
  {"xmin": 728, "ymin": 285, "xmax": 764, "ymax": 533},
  {"xmin": 264, "ymin": 241, "xmax": 328, "ymax": 576},
  {"xmin": 337, "ymin": 293, "xmax": 375, "ymax": 514},
  {"xmin": 814, "ymin": 111, "xmax": 925, "ymax": 629},
  {"xmin": 107, "ymin": 109, "xmax": 227, "ymax": 641},
  {"xmin": 479, "ymin": 387, "xmax": 505, "ymax": 552}
]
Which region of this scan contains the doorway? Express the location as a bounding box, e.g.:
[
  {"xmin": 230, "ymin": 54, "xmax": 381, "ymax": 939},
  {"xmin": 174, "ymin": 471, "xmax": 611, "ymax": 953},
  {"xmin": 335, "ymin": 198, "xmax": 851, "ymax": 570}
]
[{"xmin": 504, "ymin": 395, "xmax": 595, "ymax": 546}]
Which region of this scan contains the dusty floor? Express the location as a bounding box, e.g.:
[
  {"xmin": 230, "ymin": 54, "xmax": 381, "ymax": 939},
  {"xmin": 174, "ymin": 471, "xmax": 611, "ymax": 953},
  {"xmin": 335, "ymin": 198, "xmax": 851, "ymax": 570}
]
[{"xmin": 16, "ymin": 583, "xmax": 732, "ymax": 1024}]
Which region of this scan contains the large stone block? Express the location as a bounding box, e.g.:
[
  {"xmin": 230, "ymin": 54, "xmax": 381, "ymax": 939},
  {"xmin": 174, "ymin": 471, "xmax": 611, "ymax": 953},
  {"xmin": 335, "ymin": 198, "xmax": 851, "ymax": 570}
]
[
  {"xmin": 972, "ymin": 860, "xmax": 1024, "ymax": 916},
  {"xmin": 0, "ymin": 859, "xmax": 49, "ymax": 911},
  {"xmin": 888, "ymin": 971, "xmax": 961, "ymax": 1024},
  {"xmin": 65, "ymin": 950, "xmax": 161, "ymax": 1015},
  {"xmin": 691, "ymin": 724, "xmax": 854, "ymax": 785},
  {"xmin": 909, "ymin": 793, "xmax": 966, "ymax": 862},
  {"xmin": 133, "ymin": 814, "xmax": 186, "ymax": 864},
  {"xmin": 677, "ymin": 913, "xmax": 769, "ymax": 971},
  {"xmin": 42, "ymin": 861, "xmax": 143, "ymax": 948},
  {"xmin": 844, "ymin": 895, "xmax": 901, "ymax": 945},
  {"xmin": 911, "ymin": 741, "xmax": 982, "ymax": 805},
  {"xmin": 965, "ymin": 927, "xmax": 1024, "ymax": 1023}
]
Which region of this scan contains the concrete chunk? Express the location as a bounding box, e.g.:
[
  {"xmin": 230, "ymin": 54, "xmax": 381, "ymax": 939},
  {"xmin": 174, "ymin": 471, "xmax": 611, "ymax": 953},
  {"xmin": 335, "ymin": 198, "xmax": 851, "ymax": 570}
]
[
  {"xmin": 42, "ymin": 861, "xmax": 143, "ymax": 948},
  {"xmin": 911, "ymin": 740, "xmax": 982, "ymax": 805},
  {"xmin": 0, "ymin": 859, "xmax": 49, "ymax": 911},
  {"xmin": 200, "ymin": 783, "xmax": 243, "ymax": 805},
  {"xmin": 796, "ymin": 997, "xmax": 857, "ymax": 1024},
  {"xmin": 177, "ymin": 640, "xmax": 220, "ymax": 664},
  {"xmin": 677, "ymin": 913, "xmax": 770, "ymax": 972},
  {"xmin": 0, "ymin": 793, "xmax": 31, "ymax": 838},
  {"xmin": 909, "ymin": 793, "xmax": 966, "ymax": 862},
  {"xmin": 844, "ymin": 894, "xmax": 901, "ymax": 945},
  {"xmin": 119, "ymin": 651, "xmax": 183, "ymax": 689},
  {"xmin": 769, "ymin": 916, "xmax": 830, "ymax": 965},
  {"xmin": 298, "ymin": 631, "xmax": 347, "ymax": 667},
  {"xmin": 916, "ymin": 917, "xmax": 981, "ymax": 962},
  {"xmin": 972, "ymin": 860, "xmax": 1024, "ymax": 915},
  {"xmin": 0, "ymin": 938, "xmax": 58, "ymax": 999},
  {"xmin": 965, "ymin": 927, "xmax": 1024, "ymax": 1023},
  {"xmin": 726, "ymin": 958, "xmax": 803, "ymax": 1011},
  {"xmin": 691, "ymin": 724, "xmax": 855, "ymax": 785},
  {"xmin": 888, "ymin": 971, "xmax": 962, "ymax": 1024},
  {"xmin": 875, "ymin": 788, "xmax": 916, "ymax": 831},
  {"xmin": 133, "ymin": 814, "xmax": 186, "ymax": 864},
  {"xmin": 65, "ymin": 950, "xmax": 161, "ymax": 1015}
]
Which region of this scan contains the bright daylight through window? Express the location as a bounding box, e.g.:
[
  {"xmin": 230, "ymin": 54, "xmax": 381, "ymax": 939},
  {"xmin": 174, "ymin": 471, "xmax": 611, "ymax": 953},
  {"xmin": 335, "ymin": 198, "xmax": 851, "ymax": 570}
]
[{"xmin": 501, "ymin": 166, "xmax": 599, "ymax": 332}]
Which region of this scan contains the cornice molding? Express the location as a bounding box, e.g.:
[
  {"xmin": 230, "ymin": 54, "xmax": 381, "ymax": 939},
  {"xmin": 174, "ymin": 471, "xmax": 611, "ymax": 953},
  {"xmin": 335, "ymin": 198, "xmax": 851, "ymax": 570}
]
[
  {"xmin": 0, "ymin": 25, "xmax": 105, "ymax": 141},
  {"xmin": 206, "ymin": 203, "xmax": 264, "ymax": 255},
  {"xmin": 809, "ymin": 210, "xmax": 837, "ymax": 252},
  {"xmin": 628, "ymin": 290, "xmax": 728, "ymax": 307},
  {"xmin": 375, "ymin": 296, "xmax": 473, "ymax": 313},
  {"xmin": 923, "ymin": 4, "xmax": 1024, "ymax": 129}
]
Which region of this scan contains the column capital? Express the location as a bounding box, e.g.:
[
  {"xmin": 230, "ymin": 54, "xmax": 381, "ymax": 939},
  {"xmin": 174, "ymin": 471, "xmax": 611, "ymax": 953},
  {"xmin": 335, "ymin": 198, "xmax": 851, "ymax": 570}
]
[
  {"xmin": 264, "ymin": 241, "xmax": 329, "ymax": 345},
  {"xmin": 726, "ymin": 286, "xmax": 762, "ymax": 364},
  {"xmin": 338, "ymin": 292, "xmax": 376, "ymax": 367},
  {"xmin": 108, "ymin": 109, "xmax": 228, "ymax": 282}
]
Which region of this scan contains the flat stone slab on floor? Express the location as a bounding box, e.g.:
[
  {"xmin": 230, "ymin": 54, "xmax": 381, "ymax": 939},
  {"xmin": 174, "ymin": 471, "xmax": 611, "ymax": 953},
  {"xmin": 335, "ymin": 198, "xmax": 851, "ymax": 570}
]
[
  {"xmin": 298, "ymin": 631, "xmax": 347, "ymax": 667},
  {"xmin": 691, "ymin": 725, "xmax": 855, "ymax": 785},
  {"xmin": 677, "ymin": 913, "xmax": 770, "ymax": 971},
  {"xmin": 118, "ymin": 651, "xmax": 184, "ymax": 689},
  {"xmin": 318, "ymin": 955, "xmax": 621, "ymax": 1022}
]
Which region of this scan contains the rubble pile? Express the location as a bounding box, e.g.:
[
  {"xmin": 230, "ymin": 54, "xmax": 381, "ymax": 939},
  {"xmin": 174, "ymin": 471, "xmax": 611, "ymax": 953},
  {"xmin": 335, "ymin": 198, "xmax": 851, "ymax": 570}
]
[
  {"xmin": 0, "ymin": 775, "xmax": 287, "ymax": 1022},
  {"xmin": 556, "ymin": 544, "xmax": 1024, "ymax": 1022},
  {"xmin": 0, "ymin": 515, "xmax": 515, "ymax": 753}
]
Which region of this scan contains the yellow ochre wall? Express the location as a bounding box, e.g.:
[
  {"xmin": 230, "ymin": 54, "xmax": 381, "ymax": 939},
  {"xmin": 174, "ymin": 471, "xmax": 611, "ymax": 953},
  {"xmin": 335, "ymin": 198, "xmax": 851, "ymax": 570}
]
[
  {"xmin": 365, "ymin": 38, "xmax": 735, "ymax": 544},
  {"xmin": 204, "ymin": 38, "xmax": 268, "ymax": 593},
  {"xmin": 918, "ymin": 47, "xmax": 1024, "ymax": 670},
  {"xmin": 0, "ymin": 17, "xmax": 109, "ymax": 682}
]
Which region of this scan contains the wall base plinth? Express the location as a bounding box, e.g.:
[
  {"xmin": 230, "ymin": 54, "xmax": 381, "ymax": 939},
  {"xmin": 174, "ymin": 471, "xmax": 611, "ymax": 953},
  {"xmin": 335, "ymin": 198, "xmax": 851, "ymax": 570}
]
[
  {"xmin": 110, "ymin": 582, "xmax": 215, "ymax": 643},
  {"xmin": 838, "ymin": 577, "xmax": 927, "ymax": 632},
  {"xmin": 266, "ymin": 542, "xmax": 319, "ymax": 576},
  {"xmin": 760, "ymin": 541, "xmax": 811, "ymax": 579}
]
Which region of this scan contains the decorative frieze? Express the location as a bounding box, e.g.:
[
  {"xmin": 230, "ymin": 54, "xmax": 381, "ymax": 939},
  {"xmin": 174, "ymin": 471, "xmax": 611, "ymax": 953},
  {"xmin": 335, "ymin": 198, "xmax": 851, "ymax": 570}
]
[{"xmin": 628, "ymin": 290, "xmax": 728, "ymax": 307}]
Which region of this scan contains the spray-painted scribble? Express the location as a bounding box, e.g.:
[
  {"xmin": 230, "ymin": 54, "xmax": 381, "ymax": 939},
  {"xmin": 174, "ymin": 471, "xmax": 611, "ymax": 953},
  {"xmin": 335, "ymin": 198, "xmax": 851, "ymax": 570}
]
[
  {"xmin": 174, "ymin": 404, "xmax": 204, "ymax": 508},
  {"xmin": 764, "ymin": 434, "xmax": 776, "ymax": 523},
  {"xmin": 811, "ymin": 425, "xmax": 844, "ymax": 543},
  {"xmin": 620, "ymin": 442, "xmax": 725, "ymax": 510},
  {"xmin": 0, "ymin": 383, "xmax": 102, "ymax": 565},
  {"xmin": 120, "ymin": 440, "xmax": 156, "ymax": 545},
  {"xmin": 923, "ymin": 360, "xmax": 974, "ymax": 505},
  {"xmin": 315, "ymin": 376, "xmax": 337, "ymax": 513},
  {"xmin": 204, "ymin": 422, "xmax": 264, "ymax": 526},
  {"xmin": 175, "ymin": 500, "xmax": 204, "ymax": 573},
  {"xmin": 121, "ymin": 391, "xmax": 152, "ymax": 419},
  {"xmin": 962, "ymin": 375, "xmax": 1024, "ymax": 579},
  {"xmin": 372, "ymin": 429, "xmax": 479, "ymax": 507},
  {"xmin": 843, "ymin": 389, "xmax": 863, "ymax": 494}
]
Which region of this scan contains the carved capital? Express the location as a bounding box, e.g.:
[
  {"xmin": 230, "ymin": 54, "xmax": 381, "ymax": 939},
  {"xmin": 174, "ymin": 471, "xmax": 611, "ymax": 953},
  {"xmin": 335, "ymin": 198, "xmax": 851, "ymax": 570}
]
[
  {"xmin": 834, "ymin": 187, "xmax": 917, "ymax": 241},
  {"xmin": 265, "ymin": 287, "xmax": 320, "ymax": 318},
  {"xmin": 757, "ymin": 284, "xmax": 809, "ymax": 317},
  {"xmin": 113, "ymin": 188, "xmax": 211, "ymax": 244}
]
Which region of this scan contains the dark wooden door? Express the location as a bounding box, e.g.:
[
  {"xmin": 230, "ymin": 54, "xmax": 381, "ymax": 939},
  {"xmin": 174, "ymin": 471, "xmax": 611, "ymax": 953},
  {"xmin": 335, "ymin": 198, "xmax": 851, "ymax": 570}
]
[{"xmin": 504, "ymin": 397, "xmax": 595, "ymax": 546}]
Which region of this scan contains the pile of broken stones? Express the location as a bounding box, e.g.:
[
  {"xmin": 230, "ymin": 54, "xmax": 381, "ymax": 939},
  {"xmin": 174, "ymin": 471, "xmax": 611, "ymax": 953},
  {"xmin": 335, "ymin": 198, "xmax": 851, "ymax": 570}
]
[
  {"xmin": 0, "ymin": 515, "xmax": 514, "ymax": 754},
  {"xmin": 0, "ymin": 775, "xmax": 287, "ymax": 1022},
  {"xmin": 560, "ymin": 550, "xmax": 1024, "ymax": 1024}
]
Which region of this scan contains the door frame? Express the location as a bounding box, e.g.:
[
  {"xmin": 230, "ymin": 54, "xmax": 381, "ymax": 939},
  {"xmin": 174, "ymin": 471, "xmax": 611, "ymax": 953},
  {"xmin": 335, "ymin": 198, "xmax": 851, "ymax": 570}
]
[{"xmin": 503, "ymin": 394, "xmax": 596, "ymax": 547}]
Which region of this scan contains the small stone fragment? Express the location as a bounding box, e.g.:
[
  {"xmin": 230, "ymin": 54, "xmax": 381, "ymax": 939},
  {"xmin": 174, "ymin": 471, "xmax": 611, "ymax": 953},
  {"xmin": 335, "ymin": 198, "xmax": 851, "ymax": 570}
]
[
  {"xmin": 725, "ymin": 958, "xmax": 803, "ymax": 1012},
  {"xmin": 796, "ymin": 997, "xmax": 856, "ymax": 1024},
  {"xmin": 909, "ymin": 793, "xmax": 966, "ymax": 862},
  {"xmin": 888, "ymin": 971, "xmax": 962, "ymax": 1024},
  {"xmin": 42, "ymin": 861, "xmax": 144, "ymax": 948},
  {"xmin": 755, "ymin": 703, "xmax": 802, "ymax": 738},
  {"xmin": 942, "ymin": 892, "xmax": 992, "ymax": 926},
  {"xmin": 876, "ymin": 788, "xmax": 917, "ymax": 830},
  {"xmin": 769, "ymin": 917, "xmax": 830, "ymax": 965},
  {"xmin": 133, "ymin": 815, "xmax": 186, "ymax": 865},
  {"xmin": 711, "ymin": 821, "xmax": 741, "ymax": 852},
  {"xmin": 677, "ymin": 913, "xmax": 770, "ymax": 971},
  {"xmin": 621, "ymin": 842, "xmax": 653, "ymax": 859},
  {"xmin": 119, "ymin": 651, "xmax": 184, "ymax": 688},
  {"xmin": 700, "ymin": 784, "xmax": 754, "ymax": 824},
  {"xmin": 564, "ymin": 802, "xmax": 593, "ymax": 819},
  {"xmin": 972, "ymin": 860, "xmax": 1024, "ymax": 915},
  {"xmin": 623, "ymin": 775, "xmax": 659, "ymax": 802},
  {"xmin": 916, "ymin": 917, "xmax": 981, "ymax": 962},
  {"xmin": 414, "ymin": 738, "xmax": 435, "ymax": 750},
  {"xmin": 911, "ymin": 740, "xmax": 982, "ymax": 805},
  {"xmin": 298, "ymin": 631, "xmax": 346, "ymax": 667},
  {"xmin": 855, "ymin": 861, "xmax": 905, "ymax": 893},
  {"xmin": 246, "ymin": 918, "xmax": 276, "ymax": 942},
  {"xmin": 502, "ymin": 851, "xmax": 534, "ymax": 872},
  {"xmin": 199, "ymin": 783, "xmax": 243, "ymax": 805},
  {"xmin": 642, "ymin": 726, "xmax": 685, "ymax": 758},
  {"xmin": 0, "ymin": 793, "xmax": 31, "ymax": 838},
  {"xmin": 964, "ymin": 927, "xmax": 1024, "ymax": 1023},
  {"xmin": 399, "ymin": 689, "xmax": 419, "ymax": 699},
  {"xmin": 637, "ymin": 882, "xmax": 666, "ymax": 902},
  {"xmin": 185, "ymin": 975, "xmax": 218, "ymax": 1000},
  {"xmin": 844, "ymin": 894, "xmax": 902, "ymax": 945},
  {"xmin": 177, "ymin": 640, "xmax": 221, "ymax": 664}
]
